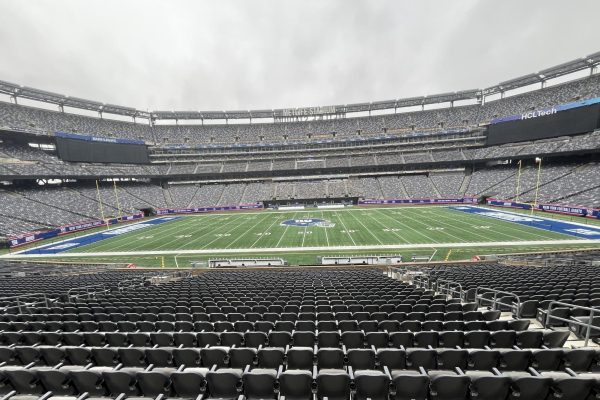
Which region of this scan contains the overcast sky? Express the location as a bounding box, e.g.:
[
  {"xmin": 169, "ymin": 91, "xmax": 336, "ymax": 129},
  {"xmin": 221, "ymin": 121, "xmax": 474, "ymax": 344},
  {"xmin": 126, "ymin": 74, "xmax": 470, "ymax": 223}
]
[{"xmin": 0, "ymin": 0, "xmax": 599, "ymax": 111}]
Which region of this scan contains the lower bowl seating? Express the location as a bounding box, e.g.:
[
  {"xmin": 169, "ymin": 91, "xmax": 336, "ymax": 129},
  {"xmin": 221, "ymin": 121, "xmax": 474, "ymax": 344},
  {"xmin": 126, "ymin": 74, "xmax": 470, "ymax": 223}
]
[{"xmin": 0, "ymin": 267, "xmax": 598, "ymax": 400}]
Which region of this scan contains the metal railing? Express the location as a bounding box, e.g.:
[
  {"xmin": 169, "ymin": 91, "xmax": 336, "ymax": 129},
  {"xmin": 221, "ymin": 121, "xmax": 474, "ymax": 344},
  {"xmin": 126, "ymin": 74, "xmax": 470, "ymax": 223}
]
[
  {"xmin": 413, "ymin": 274, "xmax": 433, "ymax": 290},
  {"xmin": 388, "ymin": 266, "xmax": 410, "ymax": 280},
  {"xmin": 544, "ymin": 301, "xmax": 600, "ymax": 346},
  {"xmin": 436, "ymin": 279, "xmax": 463, "ymax": 300},
  {"xmin": 387, "ymin": 266, "xmax": 433, "ymax": 287},
  {"xmin": 0, "ymin": 293, "xmax": 50, "ymax": 314},
  {"xmin": 117, "ymin": 277, "xmax": 147, "ymax": 292},
  {"xmin": 116, "ymin": 271, "xmax": 193, "ymax": 292},
  {"xmin": 66, "ymin": 284, "xmax": 110, "ymax": 302},
  {"xmin": 475, "ymin": 287, "xmax": 522, "ymax": 318},
  {"xmin": 148, "ymin": 271, "xmax": 192, "ymax": 284}
]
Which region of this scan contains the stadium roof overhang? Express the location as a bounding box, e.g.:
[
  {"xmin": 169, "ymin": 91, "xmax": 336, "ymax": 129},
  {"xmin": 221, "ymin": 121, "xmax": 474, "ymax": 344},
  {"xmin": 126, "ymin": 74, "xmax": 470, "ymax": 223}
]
[
  {"xmin": 483, "ymin": 51, "xmax": 600, "ymax": 96},
  {"xmin": 497, "ymin": 73, "xmax": 545, "ymax": 92},
  {"xmin": 0, "ymin": 81, "xmax": 151, "ymax": 119},
  {"xmin": 152, "ymin": 91, "xmax": 483, "ymax": 121},
  {"xmin": 0, "ymin": 51, "xmax": 599, "ymax": 121}
]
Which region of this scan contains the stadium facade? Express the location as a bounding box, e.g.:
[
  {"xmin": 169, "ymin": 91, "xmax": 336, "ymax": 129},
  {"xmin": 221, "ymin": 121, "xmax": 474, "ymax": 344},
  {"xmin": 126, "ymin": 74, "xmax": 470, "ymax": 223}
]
[{"xmin": 0, "ymin": 52, "xmax": 599, "ymax": 243}]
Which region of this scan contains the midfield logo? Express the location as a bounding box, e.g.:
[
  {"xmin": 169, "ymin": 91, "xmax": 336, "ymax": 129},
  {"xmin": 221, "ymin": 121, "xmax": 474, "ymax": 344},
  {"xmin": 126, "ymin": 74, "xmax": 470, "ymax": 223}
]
[{"xmin": 280, "ymin": 218, "xmax": 335, "ymax": 228}]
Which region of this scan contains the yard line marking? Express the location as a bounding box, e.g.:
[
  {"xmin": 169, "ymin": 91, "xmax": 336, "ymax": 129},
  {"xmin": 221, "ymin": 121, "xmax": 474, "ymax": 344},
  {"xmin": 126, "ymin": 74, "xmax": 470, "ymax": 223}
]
[
  {"xmin": 334, "ymin": 212, "xmax": 358, "ymax": 246},
  {"xmin": 406, "ymin": 208, "xmax": 500, "ymax": 241},
  {"xmin": 444, "ymin": 249, "xmax": 452, "ymax": 261},
  {"xmin": 160, "ymin": 213, "xmax": 243, "ymax": 250},
  {"xmin": 361, "ymin": 211, "xmax": 410, "ymax": 244},
  {"xmin": 178, "ymin": 213, "xmax": 248, "ymax": 250},
  {"xmin": 402, "ymin": 208, "xmax": 483, "ymax": 243},
  {"xmin": 402, "ymin": 208, "xmax": 469, "ymax": 243},
  {"xmin": 249, "ymin": 214, "xmax": 284, "ymax": 248},
  {"xmin": 89, "ymin": 214, "xmax": 221, "ymax": 253},
  {"xmin": 125, "ymin": 214, "xmax": 219, "ymax": 251},
  {"xmin": 78, "ymin": 215, "xmax": 209, "ymax": 253},
  {"xmin": 163, "ymin": 214, "xmax": 245, "ymax": 250},
  {"xmin": 373, "ymin": 209, "xmax": 440, "ymax": 244},
  {"xmin": 321, "ymin": 210, "xmax": 331, "ymax": 247},
  {"xmin": 301, "ymin": 215, "xmax": 308, "ymax": 247},
  {"xmin": 418, "ymin": 207, "xmax": 533, "ymax": 242},
  {"xmin": 346, "ymin": 209, "xmax": 384, "ymax": 245},
  {"xmin": 275, "ymin": 212, "xmax": 299, "ymax": 248},
  {"xmin": 429, "ymin": 248, "xmax": 438, "ymax": 262},
  {"xmin": 425, "ymin": 209, "xmax": 516, "ymax": 242},
  {"xmin": 174, "ymin": 213, "xmax": 249, "ymax": 251},
  {"xmin": 17, "ymin": 216, "xmax": 179, "ymax": 255},
  {"xmin": 222, "ymin": 213, "xmax": 274, "ymax": 249},
  {"xmin": 414, "ymin": 206, "xmax": 571, "ymax": 243},
  {"xmin": 129, "ymin": 214, "xmax": 225, "ymax": 250},
  {"xmin": 442, "ymin": 207, "xmax": 570, "ymax": 241}
]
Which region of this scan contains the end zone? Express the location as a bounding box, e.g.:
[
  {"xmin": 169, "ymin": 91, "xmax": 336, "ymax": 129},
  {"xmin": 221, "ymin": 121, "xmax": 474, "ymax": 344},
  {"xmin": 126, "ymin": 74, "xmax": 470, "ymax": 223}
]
[
  {"xmin": 450, "ymin": 206, "xmax": 600, "ymax": 239},
  {"xmin": 14, "ymin": 217, "xmax": 181, "ymax": 255}
]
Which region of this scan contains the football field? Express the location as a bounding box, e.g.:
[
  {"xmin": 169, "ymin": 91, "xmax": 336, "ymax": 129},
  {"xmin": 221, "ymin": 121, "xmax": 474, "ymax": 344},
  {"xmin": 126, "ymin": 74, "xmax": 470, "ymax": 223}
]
[
  {"xmin": 6, "ymin": 205, "xmax": 600, "ymax": 266},
  {"xmin": 62, "ymin": 206, "xmax": 575, "ymax": 251}
]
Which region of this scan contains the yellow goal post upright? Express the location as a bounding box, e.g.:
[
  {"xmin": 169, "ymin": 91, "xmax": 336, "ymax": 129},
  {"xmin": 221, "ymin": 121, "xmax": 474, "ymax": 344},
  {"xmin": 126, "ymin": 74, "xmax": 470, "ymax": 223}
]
[
  {"xmin": 531, "ymin": 157, "xmax": 543, "ymax": 216},
  {"xmin": 113, "ymin": 180, "xmax": 122, "ymax": 222},
  {"xmin": 95, "ymin": 180, "xmax": 110, "ymax": 229}
]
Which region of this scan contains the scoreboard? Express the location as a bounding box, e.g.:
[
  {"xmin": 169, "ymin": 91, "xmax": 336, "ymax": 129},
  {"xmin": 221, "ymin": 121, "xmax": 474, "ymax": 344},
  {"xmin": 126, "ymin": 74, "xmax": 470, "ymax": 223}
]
[{"xmin": 487, "ymin": 102, "xmax": 600, "ymax": 146}]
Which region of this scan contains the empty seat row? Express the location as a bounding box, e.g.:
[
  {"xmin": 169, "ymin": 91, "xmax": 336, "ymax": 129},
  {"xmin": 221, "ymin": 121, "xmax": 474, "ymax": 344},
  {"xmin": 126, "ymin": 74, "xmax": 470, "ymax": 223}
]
[
  {"xmin": 426, "ymin": 264, "xmax": 600, "ymax": 308},
  {"xmin": 3, "ymin": 343, "xmax": 596, "ymax": 371},
  {"xmin": 0, "ymin": 309, "xmax": 491, "ymax": 324},
  {"xmin": 15, "ymin": 299, "xmax": 477, "ymax": 315},
  {"xmin": 0, "ymin": 327, "xmax": 557, "ymax": 350},
  {"xmin": 0, "ymin": 315, "xmax": 511, "ymax": 334},
  {"xmin": 1, "ymin": 364, "xmax": 600, "ymax": 400}
]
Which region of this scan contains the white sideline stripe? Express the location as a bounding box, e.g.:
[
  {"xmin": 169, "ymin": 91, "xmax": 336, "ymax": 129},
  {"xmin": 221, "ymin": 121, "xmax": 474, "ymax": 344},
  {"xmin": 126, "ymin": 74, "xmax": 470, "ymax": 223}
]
[{"xmin": 4, "ymin": 239, "xmax": 599, "ymax": 258}]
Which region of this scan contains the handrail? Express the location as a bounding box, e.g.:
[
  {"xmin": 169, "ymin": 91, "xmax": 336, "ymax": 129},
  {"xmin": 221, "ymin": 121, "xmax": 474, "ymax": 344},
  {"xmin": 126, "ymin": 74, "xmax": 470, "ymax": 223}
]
[
  {"xmin": 0, "ymin": 293, "xmax": 49, "ymax": 314},
  {"xmin": 66, "ymin": 284, "xmax": 110, "ymax": 301},
  {"xmin": 388, "ymin": 266, "xmax": 404, "ymax": 276},
  {"xmin": 116, "ymin": 271, "xmax": 192, "ymax": 292},
  {"xmin": 148, "ymin": 271, "xmax": 193, "ymax": 284},
  {"xmin": 117, "ymin": 277, "xmax": 146, "ymax": 291},
  {"xmin": 413, "ymin": 274, "xmax": 432, "ymax": 290},
  {"xmin": 475, "ymin": 287, "xmax": 522, "ymax": 318},
  {"xmin": 436, "ymin": 279, "xmax": 463, "ymax": 300},
  {"xmin": 393, "ymin": 265, "xmax": 431, "ymax": 274},
  {"xmin": 180, "ymin": 271, "xmax": 192, "ymax": 279},
  {"xmin": 544, "ymin": 301, "xmax": 600, "ymax": 346},
  {"xmin": 387, "ymin": 266, "xmax": 432, "ymax": 288}
]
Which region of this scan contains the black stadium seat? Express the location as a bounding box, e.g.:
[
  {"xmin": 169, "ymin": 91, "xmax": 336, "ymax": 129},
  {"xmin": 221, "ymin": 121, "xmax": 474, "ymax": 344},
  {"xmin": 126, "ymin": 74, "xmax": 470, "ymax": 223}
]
[{"xmin": 0, "ymin": 265, "xmax": 597, "ymax": 399}]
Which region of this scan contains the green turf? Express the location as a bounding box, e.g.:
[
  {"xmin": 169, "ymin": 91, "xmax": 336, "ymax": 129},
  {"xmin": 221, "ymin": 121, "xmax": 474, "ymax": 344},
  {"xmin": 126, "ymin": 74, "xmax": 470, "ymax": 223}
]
[
  {"xmin": 63, "ymin": 206, "xmax": 574, "ymax": 253},
  {"xmin": 6, "ymin": 205, "xmax": 600, "ymax": 267}
]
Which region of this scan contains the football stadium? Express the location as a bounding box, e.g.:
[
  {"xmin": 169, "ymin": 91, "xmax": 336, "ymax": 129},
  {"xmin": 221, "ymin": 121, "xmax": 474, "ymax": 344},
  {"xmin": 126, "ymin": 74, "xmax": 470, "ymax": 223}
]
[{"xmin": 0, "ymin": 1, "xmax": 599, "ymax": 399}]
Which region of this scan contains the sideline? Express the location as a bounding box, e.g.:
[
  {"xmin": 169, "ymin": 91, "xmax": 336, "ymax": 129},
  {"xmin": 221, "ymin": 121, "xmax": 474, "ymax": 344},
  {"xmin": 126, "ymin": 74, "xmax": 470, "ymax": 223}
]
[{"xmin": 3, "ymin": 238, "xmax": 599, "ymax": 258}]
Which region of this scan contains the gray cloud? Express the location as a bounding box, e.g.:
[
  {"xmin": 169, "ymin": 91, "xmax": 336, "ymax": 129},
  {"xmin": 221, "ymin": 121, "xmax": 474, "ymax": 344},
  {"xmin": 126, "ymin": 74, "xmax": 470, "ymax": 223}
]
[{"xmin": 0, "ymin": 0, "xmax": 598, "ymax": 111}]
